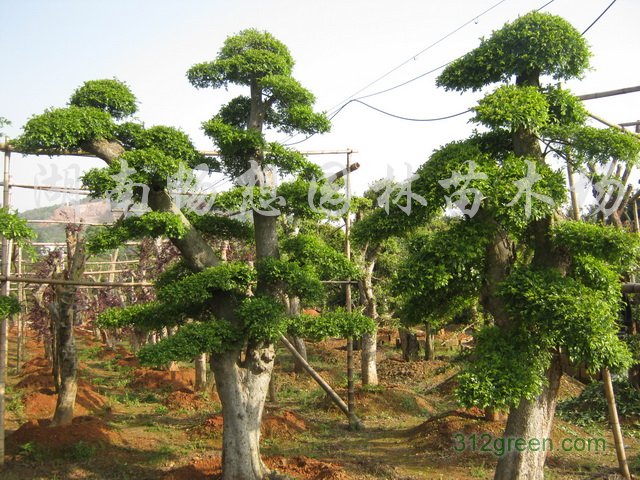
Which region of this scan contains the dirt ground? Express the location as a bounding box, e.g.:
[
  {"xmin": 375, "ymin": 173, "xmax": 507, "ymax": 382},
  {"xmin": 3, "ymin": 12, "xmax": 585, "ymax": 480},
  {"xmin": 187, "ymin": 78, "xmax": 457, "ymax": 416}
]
[{"xmin": 1, "ymin": 326, "xmax": 638, "ymax": 480}]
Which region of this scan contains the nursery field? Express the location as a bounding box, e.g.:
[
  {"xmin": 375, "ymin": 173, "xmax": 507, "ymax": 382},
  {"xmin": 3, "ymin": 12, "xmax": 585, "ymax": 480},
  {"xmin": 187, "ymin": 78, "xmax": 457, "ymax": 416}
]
[{"xmin": 2, "ymin": 326, "xmax": 637, "ymax": 480}]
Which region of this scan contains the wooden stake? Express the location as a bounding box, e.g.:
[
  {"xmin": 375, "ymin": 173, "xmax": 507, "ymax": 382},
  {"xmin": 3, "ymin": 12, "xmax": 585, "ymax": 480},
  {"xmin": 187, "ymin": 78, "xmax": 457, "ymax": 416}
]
[
  {"xmin": 344, "ymin": 149, "xmax": 359, "ymax": 430},
  {"xmin": 15, "ymin": 246, "xmax": 23, "ymax": 375},
  {"xmin": 602, "ymin": 368, "xmax": 631, "ymax": 480},
  {"xmin": 0, "ymin": 145, "xmax": 11, "ymax": 467},
  {"xmin": 279, "ymin": 335, "xmax": 363, "ymax": 428}
]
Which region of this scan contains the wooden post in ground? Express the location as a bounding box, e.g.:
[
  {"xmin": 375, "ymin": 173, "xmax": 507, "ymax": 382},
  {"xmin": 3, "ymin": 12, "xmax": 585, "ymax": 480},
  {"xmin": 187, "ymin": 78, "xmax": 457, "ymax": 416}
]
[
  {"xmin": 0, "ymin": 144, "xmax": 11, "ymax": 467},
  {"xmin": 602, "ymin": 368, "xmax": 631, "ymax": 480},
  {"xmin": 279, "ymin": 335, "xmax": 363, "ymax": 428},
  {"xmin": 344, "ymin": 149, "xmax": 359, "ymax": 430},
  {"xmin": 15, "ymin": 246, "xmax": 24, "ymax": 374}
]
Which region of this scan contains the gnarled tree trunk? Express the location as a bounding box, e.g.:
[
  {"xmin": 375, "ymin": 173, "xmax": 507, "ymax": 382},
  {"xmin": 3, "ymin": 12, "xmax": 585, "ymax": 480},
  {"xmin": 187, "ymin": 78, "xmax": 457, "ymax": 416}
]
[
  {"xmin": 494, "ymin": 357, "xmax": 562, "ymax": 480},
  {"xmin": 211, "ymin": 344, "xmax": 275, "ymax": 480},
  {"xmin": 50, "ymin": 227, "xmax": 86, "ymax": 427},
  {"xmin": 360, "ymin": 248, "xmax": 379, "ymax": 385}
]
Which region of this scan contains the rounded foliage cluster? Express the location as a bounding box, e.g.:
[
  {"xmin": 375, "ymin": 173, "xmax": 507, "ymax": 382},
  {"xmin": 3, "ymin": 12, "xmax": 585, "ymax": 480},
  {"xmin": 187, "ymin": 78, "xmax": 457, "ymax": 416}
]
[{"xmin": 69, "ymin": 79, "xmax": 137, "ymax": 120}]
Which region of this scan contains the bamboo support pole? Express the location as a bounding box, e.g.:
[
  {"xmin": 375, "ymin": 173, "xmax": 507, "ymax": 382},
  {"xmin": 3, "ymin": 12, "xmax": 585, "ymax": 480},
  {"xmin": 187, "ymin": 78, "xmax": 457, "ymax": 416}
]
[
  {"xmin": 602, "ymin": 368, "xmax": 631, "ymax": 480},
  {"xmin": 0, "ymin": 145, "xmax": 11, "ymax": 466},
  {"xmin": 0, "ymin": 275, "xmax": 153, "ymax": 288},
  {"xmin": 279, "ymin": 335, "xmax": 363, "ymax": 428}
]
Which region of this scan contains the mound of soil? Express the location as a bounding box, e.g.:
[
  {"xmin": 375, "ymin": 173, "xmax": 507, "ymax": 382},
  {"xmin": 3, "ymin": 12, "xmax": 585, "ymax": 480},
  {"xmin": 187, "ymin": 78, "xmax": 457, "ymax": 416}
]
[
  {"xmin": 267, "ymin": 455, "xmax": 349, "ymax": 479},
  {"xmin": 557, "ymin": 375, "xmax": 585, "ymax": 401},
  {"xmin": 378, "ymin": 357, "xmax": 456, "ymax": 386},
  {"xmin": 21, "ymin": 357, "xmax": 50, "ymax": 375},
  {"xmin": 129, "ymin": 367, "xmax": 195, "ymax": 391},
  {"xmin": 193, "ymin": 410, "xmax": 308, "ymax": 439},
  {"xmin": 8, "ymin": 416, "xmax": 119, "ymax": 454},
  {"xmin": 116, "ymin": 354, "xmax": 140, "ymax": 367},
  {"xmin": 163, "ymin": 454, "xmax": 349, "ymax": 480},
  {"xmin": 164, "ymin": 389, "xmax": 212, "ymax": 411},
  {"xmin": 22, "ymin": 384, "xmax": 108, "ymax": 419},
  {"xmin": 96, "ymin": 345, "xmax": 132, "ymax": 362},
  {"xmin": 409, "ymin": 408, "xmax": 504, "ymax": 451},
  {"xmin": 315, "ymin": 386, "xmax": 435, "ymax": 417},
  {"xmin": 262, "ymin": 409, "xmax": 307, "ymax": 438}
]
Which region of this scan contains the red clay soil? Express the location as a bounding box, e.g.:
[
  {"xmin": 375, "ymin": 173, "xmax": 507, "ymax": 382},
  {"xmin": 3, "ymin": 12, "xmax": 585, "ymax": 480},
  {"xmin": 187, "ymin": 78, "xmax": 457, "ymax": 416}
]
[
  {"xmin": 193, "ymin": 410, "xmax": 308, "ymax": 439},
  {"xmin": 7, "ymin": 416, "xmax": 120, "ymax": 454},
  {"xmin": 262, "ymin": 409, "xmax": 307, "ymax": 438},
  {"xmin": 129, "ymin": 367, "xmax": 196, "ymax": 391},
  {"xmin": 16, "ymin": 356, "xmax": 108, "ymax": 419},
  {"xmin": 163, "ymin": 454, "xmax": 349, "ymax": 480},
  {"xmin": 22, "ymin": 385, "xmax": 108, "ymax": 418},
  {"xmin": 96, "ymin": 345, "xmax": 133, "ymax": 362},
  {"xmin": 164, "ymin": 389, "xmax": 212, "ymax": 411}
]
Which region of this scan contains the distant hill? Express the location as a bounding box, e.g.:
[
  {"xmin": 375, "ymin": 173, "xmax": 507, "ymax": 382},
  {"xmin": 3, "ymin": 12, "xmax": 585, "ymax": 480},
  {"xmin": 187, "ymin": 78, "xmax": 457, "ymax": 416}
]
[{"xmin": 19, "ymin": 199, "xmax": 117, "ymax": 243}]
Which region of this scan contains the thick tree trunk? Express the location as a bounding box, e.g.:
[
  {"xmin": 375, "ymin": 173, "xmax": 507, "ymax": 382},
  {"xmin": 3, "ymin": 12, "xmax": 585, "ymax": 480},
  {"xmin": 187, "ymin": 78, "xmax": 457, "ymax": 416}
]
[
  {"xmin": 50, "ymin": 228, "xmax": 85, "ymax": 427},
  {"xmin": 211, "ymin": 345, "xmax": 275, "ymax": 480},
  {"xmin": 399, "ymin": 328, "xmax": 420, "ymax": 361},
  {"xmin": 360, "ymin": 249, "xmax": 379, "ymax": 385},
  {"xmin": 361, "ymin": 331, "xmax": 378, "ymax": 385},
  {"xmin": 195, "ymin": 353, "xmax": 207, "ymax": 392},
  {"xmin": 50, "ymin": 301, "xmax": 78, "ymax": 426},
  {"xmin": 286, "ymin": 296, "xmax": 308, "ymax": 373},
  {"xmin": 424, "ymin": 323, "xmax": 435, "ymax": 361},
  {"xmin": 494, "ymin": 357, "xmax": 562, "ymax": 480}
]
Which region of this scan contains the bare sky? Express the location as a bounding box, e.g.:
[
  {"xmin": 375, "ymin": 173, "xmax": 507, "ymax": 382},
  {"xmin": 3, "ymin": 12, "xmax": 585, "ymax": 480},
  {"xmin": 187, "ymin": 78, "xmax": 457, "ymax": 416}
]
[{"xmin": 1, "ymin": 0, "xmax": 638, "ymax": 211}]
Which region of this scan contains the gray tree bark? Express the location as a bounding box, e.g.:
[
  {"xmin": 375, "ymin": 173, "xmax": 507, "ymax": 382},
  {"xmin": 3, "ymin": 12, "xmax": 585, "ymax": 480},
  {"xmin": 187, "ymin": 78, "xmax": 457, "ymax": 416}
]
[
  {"xmin": 211, "ymin": 345, "xmax": 275, "ymax": 480},
  {"xmin": 195, "ymin": 353, "xmax": 207, "ymax": 392},
  {"xmin": 50, "ymin": 227, "xmax": 86, "ymax": 427},
  {"xmin": 494, "ymin": 357, "xmax": 562, "ymax": 480},
  {"xmin": 360, "ymin": 248, "xmax": 379, "ymax": 385}
]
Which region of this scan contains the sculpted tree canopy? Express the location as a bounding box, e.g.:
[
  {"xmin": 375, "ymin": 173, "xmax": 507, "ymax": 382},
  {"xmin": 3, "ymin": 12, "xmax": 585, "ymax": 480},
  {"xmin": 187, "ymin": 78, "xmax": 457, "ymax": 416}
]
[
  {"xmin": 16, "ymin": 30, "xmax": 374, "ymax": 480},
  {"xmin": 351, "ymin": 11, "xmax": 640, "ymax": 480}
]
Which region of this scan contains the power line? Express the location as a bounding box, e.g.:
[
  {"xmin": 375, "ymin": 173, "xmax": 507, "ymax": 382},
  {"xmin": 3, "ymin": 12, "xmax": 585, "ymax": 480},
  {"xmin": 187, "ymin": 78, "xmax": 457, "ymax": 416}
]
[
  {"xmin": 348, "ymin": 100, "xmax": 472, "ymax": 122},
  {"xmin": 349, "ymin": 0, "xmax": 557, "ymax": 104},
  {"xmin": 283, "ymin": 0, "xmax": 559, "ymax": 147},
  {"xmin": 325, "ymin": 0, "xmax": 511, "ymax": 113},
  {"xmin": 581, "ymin": 0, "xmax": 617, "ymax": 35}
]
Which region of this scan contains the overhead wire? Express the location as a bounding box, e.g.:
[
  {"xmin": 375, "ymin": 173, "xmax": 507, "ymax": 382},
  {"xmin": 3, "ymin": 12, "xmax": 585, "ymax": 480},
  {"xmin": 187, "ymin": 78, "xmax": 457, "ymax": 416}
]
[
  {"xmin": 324, "ymin": 0, "xmax": 510, "ymax": 113},
  {"xmin": 283, "ymin": 0, "xmax": 559, "ymax": 147},
  {"xmin": 581, "ymin": 0, "xmax": 617, "ymax": 35}
]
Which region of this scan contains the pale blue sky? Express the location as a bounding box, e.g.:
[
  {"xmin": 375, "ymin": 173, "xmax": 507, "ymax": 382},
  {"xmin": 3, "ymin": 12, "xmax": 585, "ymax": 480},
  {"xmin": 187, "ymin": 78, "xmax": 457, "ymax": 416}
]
[{"xmin": 2, "ymin": 0, "xmax": 639, "ymax": 211}]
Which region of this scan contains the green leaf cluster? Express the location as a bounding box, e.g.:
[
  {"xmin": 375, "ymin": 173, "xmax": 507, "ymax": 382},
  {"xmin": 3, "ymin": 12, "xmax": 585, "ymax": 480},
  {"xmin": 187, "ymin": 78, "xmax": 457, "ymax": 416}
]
[
  {"xmin": 187, "ymin": 213, "xmax": 254, "ymax": 242},
  {"xmin": 69, "ymin": 79, "xmax": 137, "ymax": 120},
  {"xmin": 437, "ymin": 12, "xmax": 590, "ymax": 91},
  {"xmin": 0, "ymin": 295, "xmax": 20, "ymax": 319},
  {"xmin": 281, "ymin": 234, "xmax": 359, "ymax": 281},
  {"xmin": 237, "ymin": 295, "xmax": 288, "ymax": 343},
  {"xmin": 17, "ymin": 106, "xmax": 116, "ymax": 153},
  {"xmin": 473, "ymin": 85, "xmax": 549, "ymax": 133},
  {"xmin": 257, "ymin": 257, "xmax": 324, "ymax": 305},
  {"xmin": 291, "ymin": 307, "xmax": 376, "ymax": 341},
  {"xmin": 457, "ymin": 325, "xmax": 550, "ymax": 409},
  {"xmin": 97, "ymin": 302, "xmax": 171, "ymax": 330},
  {"xmin": 137, "ymin": 320, "xmax": 241, "ymax": 367},
  {"xmin": 393, "ymin": 219, "xmax": 490, "ymax": 327},
  {"xmin": 86, "ymin": 212, "xmax": 187, "ymax": 253},
  {"xmin": 187, "ymin": 29, "xmax": 294, "ymax": 88},
  {"xmin": 157, "ymin": 262, "xmax": 255, "ymax": 316},
  {"xmin": 0, "ymin": 209, "xmax": 35, "ymax": 245}
]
